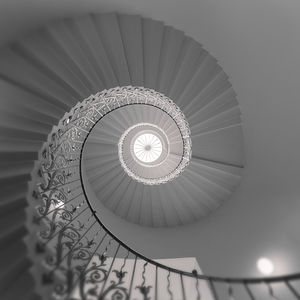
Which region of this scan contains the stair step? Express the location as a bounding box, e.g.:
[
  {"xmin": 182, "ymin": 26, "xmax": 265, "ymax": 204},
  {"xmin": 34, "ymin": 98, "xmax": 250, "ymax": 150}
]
[
  {"xmin": 0, "ymin": 207, "xmax": 26, "ymax": 235},
  {"xmin": 0, "ymin": 79, "xmax": 65, "ymax": 120},
  {"xmin": 157, "ymin": 26, "xmax": 185, "ymax": 95},
  {"xmin": 72, "ymin": 14, "xmax": 118, "ymax": 88},
  {"xmin": 0, "ymin": 12, "xmax": 245, "ymax": 299},
  {"xmin": 142, "ymin": 18, "xmax": 164, "ymax": 89},
  {"xmin": 0, "ymin": 174, "xmax": 31, "ymax": 192},
  {"xmin": 0, "ymin": 239, "xmax": 27, "ymax": 273},
  {"xmin": 118, "ymin": 14, "xmax": 144, "ymax": 86},
  {"xmin": 1, "ymin": 269, "xmax": 34, "ymax": 300},
  {"xmin": 0, "ymin": 161, "xmax": 33, "ymax": 179},
  {"xmin": 94, "ymin": 13, "xmax": 131, "ymax": 86},
  {"xmin": 0, "ymin": 254, "xmax": 32, "ymax": 293},
  {"xmin": 0, "ymin": 151, "xmax": 37, "ymax": 163},
  {"xmin": 0, "ymin": 196, "xmax": 27, "ymax": 217},
  {"xmin": 0, "ymin": 139, "xmax": 42, "ymax": 155},
  {"xmin": 0, "ymin": 220, "xmax": 27, "ymax": 249},
  {"xmin": 0, "ymin": 126, "xmax": 46, "ymax": 141}
]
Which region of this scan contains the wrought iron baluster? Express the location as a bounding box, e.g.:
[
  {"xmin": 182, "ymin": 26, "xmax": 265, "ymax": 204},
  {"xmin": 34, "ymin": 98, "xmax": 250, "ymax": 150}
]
[
  {"xmin": 209, "ymin": 279, "xmax": 219, "ymax": 300},
  {"xmin": 102, "ymin": 237, "xmax": 114, "ymax": 258},
  {"xmin": 155, "ymin": 266, "xmax": 158, "ymax": 300},
  {"xmin": 98, "ymin": 247, "xmax": 131, "ymax": 300},
  {"xmin": 167, "ymin": 269, "xmax": 174, "ymax": 300},
  {"xmin": 41, "ymin": 216, "xmax": 96, "ymax": 291},
  {"xmin": 70, "ymin": 139, "xmax": 84, "ymax": 144},
  {"xmin": 244, "ymin": 282, "xmax": 256, "ymax": 300},
  {"xmin": 52, "ymin": 217, "xmax": 96, "ymax": 269},
  {"xmin": 227, "ymin": 283, "xmax": 235, "ymax": 300},
  {"xmin": 74, "ymin": 115, "xmax": 96, "ymax": 126},
  {"xmin": 72, "ymin": 123, "xmax": 92, "ymax": 134},
  {"xmin": 98, "ymin": 242, "xmax": 121, "ymax": 298},
  {"xmin": 36, "ymin": 195, "xmax": 82, "ymax": 220},
  {"xmin": 37, "ymin": 205, "xmax": 89, "ymax": 249},
  {"xmin": 67, "ymin": 230, "xmax": 108, "ymax": 298},
  {"xmin": 119, "ymin": 249, "xmax": 129, "ymax": 274},
  {"xmin": 141, "ymin": 262, "xmax": 147, "ymax": 287},
  {"xmin": 285, "ymin": 280, "xmax": 300, "ymax": 299},
  {"xmin": 192, "ymin": 270, "xmax": 201, "ymax": 300},
  {"xmin": 136, "ymin": 262, "xmax": 152, "ymax": 300},
  {"xmin": 128, "ymin": 255, "xmax": 137, "ymax": 300},
  {"xmin": 36, "ymin": 189, "xmax": 83, "ymax": 219},
  {"xmin": 71, "ymin": 111, "xmax": 95, "ymax": 124},
  {"xmin": 41, "ymin": 163, "xmax": 80, "ymax": 174},
  {"xmin": 180, "ymin": 273, "xmax": 186, "ymax": 300},
  {"xmin": 36, "ymin": 181, "xmax": 78, "ymax": 214},
  {"xmin": 38, "ymin": 178, "xmax": 81, "ymax": 194},
  {"xmin": 267, "ymin": 283, "xmax": 281, "ymax": 300},
  {"xmin": 196, "ymin": 278, "xmax": 201, "ymax": 300}
]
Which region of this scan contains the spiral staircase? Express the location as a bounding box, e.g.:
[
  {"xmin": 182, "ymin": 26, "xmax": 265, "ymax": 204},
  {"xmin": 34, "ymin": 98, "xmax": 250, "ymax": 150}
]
[{"xmin": 0, "ymin": 12, "xmax": 300, "ymax": 300}]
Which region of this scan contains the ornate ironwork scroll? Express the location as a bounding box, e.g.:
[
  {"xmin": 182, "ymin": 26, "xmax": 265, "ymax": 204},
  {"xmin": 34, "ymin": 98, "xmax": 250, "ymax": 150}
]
[{"xmin": 31, "ymin": 86, "xmax": 300, "ymax": 300}]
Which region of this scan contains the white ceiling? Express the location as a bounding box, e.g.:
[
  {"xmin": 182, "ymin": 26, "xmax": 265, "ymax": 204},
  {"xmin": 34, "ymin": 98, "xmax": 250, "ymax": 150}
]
[{"xmin": 2, "ymin": 0, "xmax": 300, "ymax": 277}]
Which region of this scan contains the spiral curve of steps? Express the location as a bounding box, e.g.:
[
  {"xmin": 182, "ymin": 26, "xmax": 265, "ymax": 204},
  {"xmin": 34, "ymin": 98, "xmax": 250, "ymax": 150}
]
[{"xmin": 0, "ymin": 13, "xmax": 244, "ymax": 299}]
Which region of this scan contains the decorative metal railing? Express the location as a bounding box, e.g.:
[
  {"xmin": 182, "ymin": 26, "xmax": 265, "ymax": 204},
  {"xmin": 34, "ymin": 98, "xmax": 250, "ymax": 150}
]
[{"xmin": 30, "ymin": 86, "xmax": 300, "ymax": 300}]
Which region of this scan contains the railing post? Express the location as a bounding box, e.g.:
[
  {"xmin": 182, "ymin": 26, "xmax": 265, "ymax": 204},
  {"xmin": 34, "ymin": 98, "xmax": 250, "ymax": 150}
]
[
  {"xmin": 167, "ymin": 269, "xmax": 174, "ymax": 300},
  {"xmin": 128, "ymin": 255, "xmax": 137, "ymax": 300},
  {"xmin": 209, "ymin": 279, "xmax": 219, "ymax": 300},
  {"xmin": 98, "ymin": 242, "xmax": 120, "ymax": 297},
  {"xmin": 155, "ymin": 266, "xmax": 158, "ymax": 300},
  {"xmin": 267, "ymin": 282, "xmax": 281, "ymax": 300},
  {"xmin": 68, "ymin": 230, "xmax": 107, "ymax": 297},
  {"xmin": 285, "ymin": 280, "xmax": 300, "ymax": 300},
  {"xmin": 180, "ymin": 273, "xmax": 186, "ymax": 300},
  {"xmin": 244, "ymin": 282, "xmax": 256, "ymax": 300}
]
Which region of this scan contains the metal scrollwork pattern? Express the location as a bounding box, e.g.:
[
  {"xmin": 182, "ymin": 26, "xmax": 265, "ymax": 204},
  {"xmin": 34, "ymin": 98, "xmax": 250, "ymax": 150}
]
[
  {"xmin": 34, "ymin": 86, "xmax": 180, "ymax": 299},
  {"xmin": 31, "ymin": 86, "xmax": 300, "ymax": 300}
]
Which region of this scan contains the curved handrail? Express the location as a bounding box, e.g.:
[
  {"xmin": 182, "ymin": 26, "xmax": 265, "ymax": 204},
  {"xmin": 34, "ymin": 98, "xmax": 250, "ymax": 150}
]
[
  {"xmin": 77, "ymin": 88, "xmax": 300, "ymax": 285},
  {"xmin": 34, "ymin": 87, "xmax": 300, "ymax": 300}
]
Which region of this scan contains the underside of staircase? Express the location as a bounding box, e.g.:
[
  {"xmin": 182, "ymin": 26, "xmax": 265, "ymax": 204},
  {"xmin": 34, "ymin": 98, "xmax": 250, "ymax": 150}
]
[{"xmin": 0, "ymin": 13, "xmax": 244, "ymax": 299}]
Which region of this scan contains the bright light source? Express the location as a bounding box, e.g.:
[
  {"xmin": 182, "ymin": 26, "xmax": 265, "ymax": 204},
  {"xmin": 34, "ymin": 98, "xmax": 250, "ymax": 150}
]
[
  {"xmin": 257, "ymin": 257, "xmax": 274, "ymax": 275},
  {"xmin": 133, "ymin": 133, "xmax": 162, "ymax": 163}
]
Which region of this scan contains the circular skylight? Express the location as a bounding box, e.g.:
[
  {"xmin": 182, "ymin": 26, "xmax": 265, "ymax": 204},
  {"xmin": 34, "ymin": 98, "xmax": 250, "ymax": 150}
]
[
  {"xmin": 133, "ymin": 133, "xmax": 163, "ymax": 163},
  {"xmin": 116, "ymin": 88, "xmax": 192, "ymax": 185}
]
